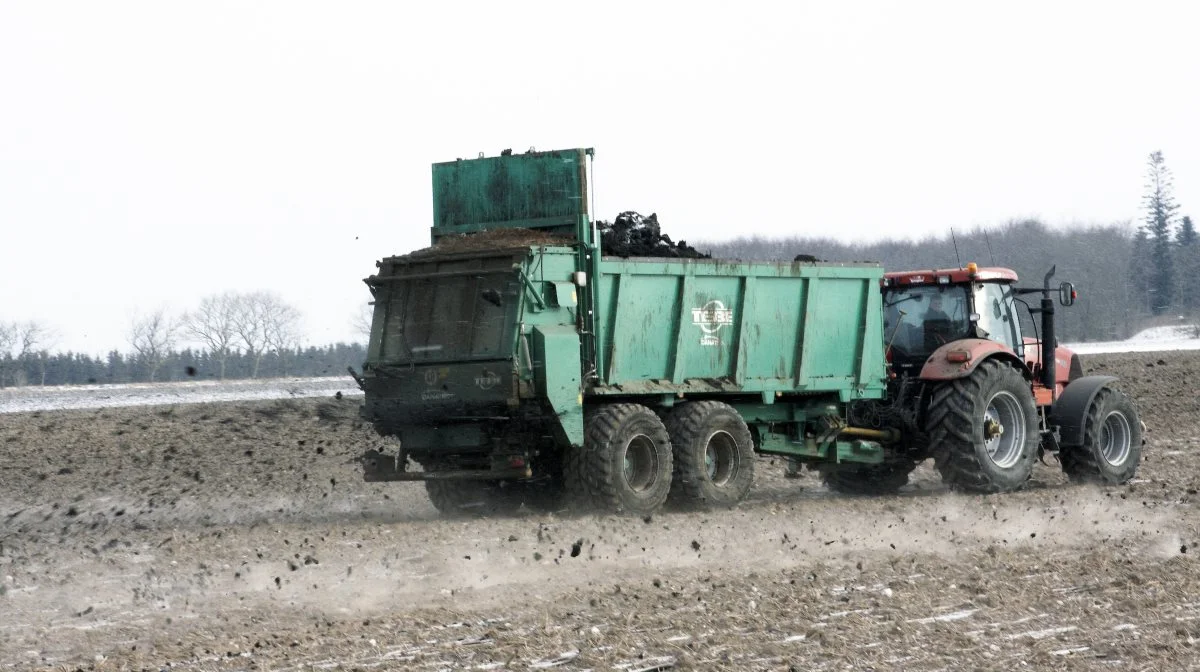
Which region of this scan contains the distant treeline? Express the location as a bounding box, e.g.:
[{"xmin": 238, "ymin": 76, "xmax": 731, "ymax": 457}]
[
  {"xmin": 702, "ymin": 219, "xmax": 1193, "ymax": 344},
  {"xmin": 0, "ymin": 343, "xmax": 365, "ymax": 388}
]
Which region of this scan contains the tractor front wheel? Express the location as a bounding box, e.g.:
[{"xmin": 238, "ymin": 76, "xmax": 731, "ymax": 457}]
[
  {"xmin": 1060, "ymin": 387, "xmax": 1142, "ymax": 484},
  {"xmin": 925, "ymin": 358, "xmax": 1039, "ymax": 493}
]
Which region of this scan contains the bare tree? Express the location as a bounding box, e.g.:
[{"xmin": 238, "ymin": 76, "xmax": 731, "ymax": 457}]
[
  {"xmin": 263, "ymin": 298, "xmax": 302, "ymax": 376},
  {"xmin": 0, "ymin": 320, "xmax": 52, "ymax": 387},
  {"xmin": 351, "ymin": 303, "xmax": 374, "ymax": 344},
  {"xmin": 233, "ymin": 292, "xmax": 301, "ymax": 378},
  {"xmin": 232, "ymin": 293, "xmax": 271, "ymax": 378},
  {"xmin": 130, "ymin": 308, "xmax": 179, "ymax": 382},
  {"xmin": 0, "ymin": 322, "xmax": 13, "ymax": 356},
  {"xmin": 184, "ymin": 293, "xmax": 240, "ymax": 380},
  {"xmin": 0, "ymin": 322, "xmax": 13, "ymax": 388}
]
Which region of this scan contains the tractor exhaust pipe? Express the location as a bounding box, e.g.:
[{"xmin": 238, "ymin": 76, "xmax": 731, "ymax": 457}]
[{"xmin": 1041, "ymin": 266, "xmax": 1056, "ymax": 394}]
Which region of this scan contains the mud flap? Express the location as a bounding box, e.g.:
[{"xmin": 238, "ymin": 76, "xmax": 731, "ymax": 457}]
[
  {"xmin": 532, "ymin": 325, "xmax": 585, "ymax": 447},
  {"xmin": 1049, "ymin": 375, "xmax": 1118, "ymax": 446}
]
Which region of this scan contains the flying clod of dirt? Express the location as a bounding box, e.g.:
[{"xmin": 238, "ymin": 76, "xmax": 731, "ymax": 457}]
[{"xmin": 596, "ymin": 211, "xmax": 711, "ymax": 259}]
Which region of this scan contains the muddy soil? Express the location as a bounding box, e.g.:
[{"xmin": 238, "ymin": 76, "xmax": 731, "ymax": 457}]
[{"xmin": 2, "ymin": 352, "xmax": 1199, "ymax": 670}]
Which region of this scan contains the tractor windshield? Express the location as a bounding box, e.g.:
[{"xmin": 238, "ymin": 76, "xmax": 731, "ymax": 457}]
[{"xmin": 883, "ymin": 285, "xmax": 971, "ymax": 359}]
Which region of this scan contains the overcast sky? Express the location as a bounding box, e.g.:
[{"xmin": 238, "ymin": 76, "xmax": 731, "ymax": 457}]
[{"xmin": 2, "ymin": 1, "xmax": 1198, "ymax": 355}]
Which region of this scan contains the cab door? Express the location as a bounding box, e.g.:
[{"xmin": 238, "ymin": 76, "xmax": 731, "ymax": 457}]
[{"xmin": 974, "ymin": 282, "xmax": 1023, "ymax": 356}]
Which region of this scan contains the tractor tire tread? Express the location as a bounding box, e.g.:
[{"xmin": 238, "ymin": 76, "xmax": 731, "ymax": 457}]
[
  {"xmin": 926, "ymin": 358, "xmax": 1038, "ymax": 493},
  {"xmin": 1060, "ymin": 387, "xmax": 1141, "ymax": 484}
]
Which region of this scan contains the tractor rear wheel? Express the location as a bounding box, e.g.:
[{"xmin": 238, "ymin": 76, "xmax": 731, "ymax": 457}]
[
  {"xmin": 819, "ymin": 460, "xmax": 917, "ymax": 495},
  {"xmin": 1060, "ymin": 387, "xmax": 1142, "ymax": 484},
  {"xmin": 564, "ymin": 403, "xmax": 673, "ymax": 515},
  {"xmin": 926, "ymin": 358, "xmax": 1039, "ymax": 493},
  {"xmin": 665, "ymin": 401, "xmax": 755, "ymax": 508}
]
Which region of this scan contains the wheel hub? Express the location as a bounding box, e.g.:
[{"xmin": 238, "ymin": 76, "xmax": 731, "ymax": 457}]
[
  {"xmin": 1100, "ymin": 410, "xmax": 1132, "ymax": 466},
  {"xmin": 703, "ymin": 430, "xmax": 739, "ymax": 486},
  {"xmin": 983, "ymin": 391, "xmax": 1025, "ymax": 469},
  {"xmin": 622, "ymin": 435, "xmax": 660, "ymax": 493},
  {"xmin": 984, "ymin": 418, "xmax": 1004, "ymax": 440}
]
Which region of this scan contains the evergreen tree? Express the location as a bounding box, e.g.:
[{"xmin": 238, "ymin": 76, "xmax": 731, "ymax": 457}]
[
  {"xmin": 1176, "ymin": 215, "xmax": 1200, "ymax": 315},
  {"xmin": 1128, "ymin": 226, "xmax": 1154, "ymax": 316},
  {"xmin": 1180, "ymin": 215, "xmax": 1198, "ymax": 246},
  {"xmin": 1143, "ymin": 151, "xmax": 1180, "ymax": 314}
]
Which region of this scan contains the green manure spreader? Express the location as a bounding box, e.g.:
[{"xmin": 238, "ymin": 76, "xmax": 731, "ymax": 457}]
[{"xmin": 354, "ymin": 148, "xmax": 1141, "ymax": 515}]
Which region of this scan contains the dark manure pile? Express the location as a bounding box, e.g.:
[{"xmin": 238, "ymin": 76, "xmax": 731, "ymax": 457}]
[
  {"xmin": 596, "ymin": 211, "xmax": 710, "ymax": 259},
  {"xmin": 395, "ymin": 211, "xmax": 710, "ymax": 260}
]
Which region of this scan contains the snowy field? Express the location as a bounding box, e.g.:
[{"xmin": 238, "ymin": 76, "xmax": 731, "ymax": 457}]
[
  {"xmin": 1065, "ymin": 324, "xmax": 1200, "ymax": 355},
  {"xmin": 0, "ymin": 375, "xmax": 363, "ymax": 414},
  {"xmin": 1, "ymin": 324, "xmax": 1196, "ymax": 414}
]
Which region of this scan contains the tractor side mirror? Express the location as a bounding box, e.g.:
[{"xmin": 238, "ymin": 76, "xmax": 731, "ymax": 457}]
[{"xmin": 1058, "ymin": 281, "xmax": 1076, "ymax": 306}]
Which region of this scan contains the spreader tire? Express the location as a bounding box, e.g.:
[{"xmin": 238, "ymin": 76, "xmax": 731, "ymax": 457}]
[
  {"xmin": 564, "ymin": 403, "xmax": 673, "ymax": 515},
  {"xmin": 665, "ymin": 401, "xmax": 755, "ymax": 508}
]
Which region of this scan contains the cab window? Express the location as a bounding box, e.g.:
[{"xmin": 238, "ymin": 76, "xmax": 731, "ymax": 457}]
[{"xmin": 975, "ymin": 282, "xmax": 1022, "ymax": 355}]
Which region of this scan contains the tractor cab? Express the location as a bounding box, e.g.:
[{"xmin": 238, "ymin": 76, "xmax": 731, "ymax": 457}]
[
  {"xmin": 882, "ymin": 264, "xmax": 1024, "ymax": 375},
  {"xmin": 882, "ymin": 262, "xmax": 1081, "ymax": 401}
]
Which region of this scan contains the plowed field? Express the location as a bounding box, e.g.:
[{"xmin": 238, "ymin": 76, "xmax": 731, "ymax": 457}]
[{"xmin": 2, "ymin": 351, "xmax": 1199, "ymax": 670}]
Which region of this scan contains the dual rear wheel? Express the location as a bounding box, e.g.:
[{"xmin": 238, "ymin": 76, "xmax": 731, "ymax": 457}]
[{"xmin": 563, "ymin": 401, "xmax": 755, "ymax": 515}]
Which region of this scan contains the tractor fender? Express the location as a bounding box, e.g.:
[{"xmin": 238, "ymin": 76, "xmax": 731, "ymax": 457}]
[
  {"xmin": 1048, "ymin": 375, "xmax": 1118, "ymax": 446},
  {"xmin": 918, "ymin": 339, "xmax": 1030, "ymax": 382}
]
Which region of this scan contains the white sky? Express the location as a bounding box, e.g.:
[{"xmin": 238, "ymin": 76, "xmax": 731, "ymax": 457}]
[{"xmin": 2, "ymin": 1, "xmax": 1199, "ymax": 355}]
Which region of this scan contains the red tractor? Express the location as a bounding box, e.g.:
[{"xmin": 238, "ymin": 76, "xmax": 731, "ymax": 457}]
[{"xmin": 820, "ymin": 262, "xmax": 1142, "ymax": 494}]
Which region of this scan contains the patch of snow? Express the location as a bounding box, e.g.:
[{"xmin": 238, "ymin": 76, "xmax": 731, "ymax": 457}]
[
  {"xmin": 1129, "ymin": 325, "xmax": 1199, "ymax": 342},
  {"xmin": 1068, "ymin": 324, "xmax": 1200, "ymax": 354},
  {"xmin": 0, "ymin": 376, "xmax": 362, "ymax": 414}
]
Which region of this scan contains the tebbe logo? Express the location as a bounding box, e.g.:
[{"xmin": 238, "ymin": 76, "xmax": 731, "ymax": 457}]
[
  {"xmin": 692, "ymin": 300, "xmax": 734, "ymax": 346},
  {"xmin": 475, "ymin": 370, "xmax": 501, "ymax": 390}
]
